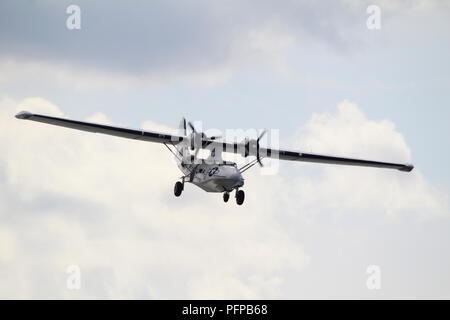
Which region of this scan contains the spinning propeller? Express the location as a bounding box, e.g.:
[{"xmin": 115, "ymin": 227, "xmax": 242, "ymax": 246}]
[
  {"xmin": 243, "ymin": 129, "xmax": 268, "ymax": 167},
  {"xmin": 181, "ymin": 118, "xmax": 267, "ymax": 166},
  {"xmin": 187, "ymin": 121, "xmax": 221, "ymax": 153}
]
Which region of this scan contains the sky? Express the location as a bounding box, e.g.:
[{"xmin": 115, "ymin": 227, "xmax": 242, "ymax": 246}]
[{"xmin": 0, "ymin": 0, "xmax": 449, "ymax": 299}]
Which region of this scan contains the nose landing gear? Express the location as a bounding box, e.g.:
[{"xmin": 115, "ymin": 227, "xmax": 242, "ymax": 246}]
[{"xmin": 223, "ymin": 192, "xmax": 230, "ymax": 203}]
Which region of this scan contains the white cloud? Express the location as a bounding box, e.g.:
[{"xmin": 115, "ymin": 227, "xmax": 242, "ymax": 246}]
[
  {"xmin": 1, "ymin": 0, "xmax": 449, "ymax": 299},
  {"xmin": 295, "ymin": 100, "xmax": 411, "ymax": 162},
  {"xmin": 285, "ymin": 100, "xmax": 447, "ymax": 221},
  {"xmin": 0, "ymin": 96, "xmax": 448, "ymax": 299},
  {"xmin": 1, "ymin": 1, "xmax": 448, "ymax": 90},
  {"xmin": 0, "ymin": 95, "xmax": 309, "ymax": 299},
  {"xmin": 0, "ymin": 1, "xmax": 387, "ymax": 89}
]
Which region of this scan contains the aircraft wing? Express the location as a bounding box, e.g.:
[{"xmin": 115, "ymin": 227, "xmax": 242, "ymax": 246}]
[
  {"xmin": 15, "ymin": 111, "xmax": 184, "ymax": 144},
  {"xmin": 205, "ymin": 140, "xmax": 414, "ymax": 172},
  {"xmin": 15, "ymin": 111, "xmax": 413, "ymax": 172}
]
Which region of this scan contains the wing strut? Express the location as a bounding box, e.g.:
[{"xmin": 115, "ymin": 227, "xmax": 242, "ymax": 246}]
[{"xmin": 239, "ymin": 158, "xmax": 260, "ymax": 174}]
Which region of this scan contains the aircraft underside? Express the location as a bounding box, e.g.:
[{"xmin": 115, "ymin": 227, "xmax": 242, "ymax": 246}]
[{"xmin": 175, "ymin": 162, "xmax": 246, "ymax": 205}]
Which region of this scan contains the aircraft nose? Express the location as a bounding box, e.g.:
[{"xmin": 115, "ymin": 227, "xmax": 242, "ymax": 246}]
[{"xmin": 230, "ymin": 172, "xmax": 243, "ymax": 181}]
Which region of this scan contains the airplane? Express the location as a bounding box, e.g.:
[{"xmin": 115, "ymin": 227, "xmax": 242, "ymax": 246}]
[{"xmin": 15, "ymin": 111, "xmax": 414, "ymax": 205}]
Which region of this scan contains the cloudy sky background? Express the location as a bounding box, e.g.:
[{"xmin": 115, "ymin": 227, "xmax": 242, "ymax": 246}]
[{"xmin": 0, "ymin": 0, "xmax": 449, "ymax": 299}]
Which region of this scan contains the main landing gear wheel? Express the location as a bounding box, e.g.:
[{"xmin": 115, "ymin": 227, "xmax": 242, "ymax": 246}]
[
  {"xmin": 223, "ymin": 192, "xmax": 230, "ymax": 203},
  {"xmin": 174, "ymin": 181, "xmax": 183, "ymax": 197},
  {"xmin": 236, "ymin": 190, "xmax": 245, "ymax": 205}
]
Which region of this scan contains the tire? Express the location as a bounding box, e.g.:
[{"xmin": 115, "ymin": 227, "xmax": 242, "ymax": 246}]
[
  {"xmin": 174, "ymin": 181, "xmax": 183, "ymax": 197},
  {"xmin": 236, "ymin": 190, "xmax": 245, "ymax": 205},
  {"xmin": 223, "ymin": 193, "xmax": 230, "ymax": 203}
]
